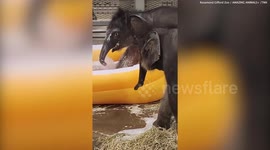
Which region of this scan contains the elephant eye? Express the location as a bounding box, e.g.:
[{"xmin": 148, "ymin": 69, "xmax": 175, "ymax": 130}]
[{"xmin": 113, "ymin": 32, "xmax": 119, "ymax": 38}]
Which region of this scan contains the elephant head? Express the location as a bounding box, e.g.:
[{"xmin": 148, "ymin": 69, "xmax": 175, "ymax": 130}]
[
  {"xmin": 99, "ymin": 8, "xmax": 132, "ymax": 66},
  {"xmin": 99, "ymin": 8, "xmax": 152, "ymax": 66}
]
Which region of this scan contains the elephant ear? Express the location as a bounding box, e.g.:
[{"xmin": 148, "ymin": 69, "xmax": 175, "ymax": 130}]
[
  {"xmin": 142, "ymin": 31, "xmax": 161, "ymax": 67},
  {"xmin": 129, "ymin": 15, "xmax": 150, "ymax": 36}
]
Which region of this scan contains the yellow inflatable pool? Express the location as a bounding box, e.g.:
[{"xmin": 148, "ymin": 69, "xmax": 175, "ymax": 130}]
[{"xmin": 92, "ymin": 47, "xmax": 166, "ymax": 104}]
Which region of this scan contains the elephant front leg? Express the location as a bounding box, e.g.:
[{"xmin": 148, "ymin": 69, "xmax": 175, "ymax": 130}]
[
  {"xmin": 134, "ymin": 64, "xmax": 147, "ymax": 90},
  {"xmin": 153, "ymin": 90, "xmax": 173, "ymax": 129}
]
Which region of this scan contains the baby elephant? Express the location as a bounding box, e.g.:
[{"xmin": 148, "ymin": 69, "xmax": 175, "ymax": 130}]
[{"xmin": 135, "ymin": 28, "xmax": 178, "ymax": 129}]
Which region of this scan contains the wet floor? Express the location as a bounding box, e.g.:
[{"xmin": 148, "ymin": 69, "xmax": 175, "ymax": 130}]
[{"xmin": 93, "ymin": 101, "xmax": 161, "ymax": 146}]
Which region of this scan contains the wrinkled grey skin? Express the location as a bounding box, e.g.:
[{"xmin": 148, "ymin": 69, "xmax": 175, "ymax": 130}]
[
  {"xmin": 99, "ymin": 7, "xmax": 178, "ymax": 129},
  {"xmin": 99, "ymin": 6, "xmax": 177, "ymax": 66},
  {"xmin": 136, "ymin": 28, "xmax": 178, "ymax": 129},
  {"xmin": 159, "ymin": 29, "xmax": 178, "ymax": 128},
  {"xmin": 179, "ymin": 1, "xmax": 270, "ymax": 150},
  {"xmin": 128, "ymin": 15, "xmax": 178, "ymax": 129},
  {"xmin": 153, "ymin": 91, "xmax": 172, "ymax": 129}
]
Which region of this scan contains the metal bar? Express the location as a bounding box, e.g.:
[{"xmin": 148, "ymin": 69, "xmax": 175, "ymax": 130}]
[
  {"xmin": 135, "ymin": 0, "xmax": 145, "ymax": 10},
  {"xmin": 93, "ymin": 20, "xmax": 110, "ymax": 26},
  {"xmin": 93, "ymin": 30, "xmax": 107, "ymax": 33}
]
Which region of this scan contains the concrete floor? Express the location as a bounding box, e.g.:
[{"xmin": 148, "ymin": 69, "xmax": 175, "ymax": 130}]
[{"xmin": 93, "ymin": 101, "xmax": 161, "ymax": 147}]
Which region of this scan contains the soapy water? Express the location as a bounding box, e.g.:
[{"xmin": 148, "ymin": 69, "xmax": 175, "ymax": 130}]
[
  {"xmin": 92, "ymin": 57, "xmax": 117, "ymax": 70},
  {"xmin": 118, "ymin": 115, "xmax": 158, "ymax": 140},
  {"xmin": 92, "ymin": 45, "xmax": 139, "ymax": 71},
  {"xmin": 93, "ymin": 103, "xmax": 160, "ymax": 135},
  {"xmin": 118, "ymin": 105, "xmax": 158, "ymax": 139}
]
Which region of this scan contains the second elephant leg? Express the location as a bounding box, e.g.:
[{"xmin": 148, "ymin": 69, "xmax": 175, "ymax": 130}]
[{"xmin": 153, "ymin": 90, "xmax": 173, "ymax": 129}]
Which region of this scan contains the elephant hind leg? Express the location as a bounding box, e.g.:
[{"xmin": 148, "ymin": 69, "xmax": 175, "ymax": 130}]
[
  {"xmin": 168, "ymin": 85, "xmax": 178, "ymax": 123},
  {"xmin": 153, "ymin": 90, "xmax": 173, "ymax": 129}
]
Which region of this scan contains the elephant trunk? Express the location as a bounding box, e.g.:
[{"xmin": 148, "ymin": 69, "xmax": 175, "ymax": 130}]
[{"xmin": 99, "ymin": 37, "xmax": 113, "ymax": 66}]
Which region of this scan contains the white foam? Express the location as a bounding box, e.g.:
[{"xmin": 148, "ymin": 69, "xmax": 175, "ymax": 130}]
[
  {"xmin": 93, "ymin": 64, "xmax": 139, "ymax": 75},
  {"xmin": 118, "ymin": 114, "xmax": 158, "ymax": 138},
  {"xmin": 128, "ymin": 105, "xmax": 143, "ymax": 115},
  {"xmin": 93, "ymin": 107, "xmax": 106, "ymax": 112}
]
